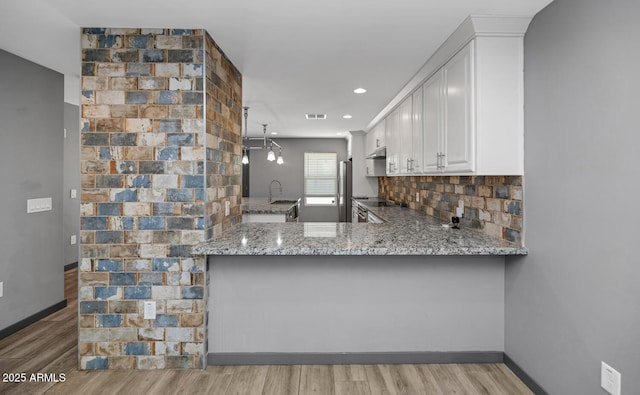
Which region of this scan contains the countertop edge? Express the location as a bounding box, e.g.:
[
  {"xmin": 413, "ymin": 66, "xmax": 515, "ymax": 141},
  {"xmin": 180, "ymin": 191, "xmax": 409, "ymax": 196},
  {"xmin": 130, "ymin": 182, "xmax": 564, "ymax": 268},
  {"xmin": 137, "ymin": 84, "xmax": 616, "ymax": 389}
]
[{"xmin": 192, "ymin": 246, "xmax": 528, "ymax": 256}]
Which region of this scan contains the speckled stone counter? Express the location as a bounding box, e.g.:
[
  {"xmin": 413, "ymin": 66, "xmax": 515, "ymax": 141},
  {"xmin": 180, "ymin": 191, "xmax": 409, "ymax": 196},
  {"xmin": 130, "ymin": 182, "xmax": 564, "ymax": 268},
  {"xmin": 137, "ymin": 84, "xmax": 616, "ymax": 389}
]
[
  {"xmin": 193, "ymin": 198, "xmax": 527, "ymax": 256},
  {"xmin": 241, "ymin": 197, "xmax": 299, "ymax": 214}
]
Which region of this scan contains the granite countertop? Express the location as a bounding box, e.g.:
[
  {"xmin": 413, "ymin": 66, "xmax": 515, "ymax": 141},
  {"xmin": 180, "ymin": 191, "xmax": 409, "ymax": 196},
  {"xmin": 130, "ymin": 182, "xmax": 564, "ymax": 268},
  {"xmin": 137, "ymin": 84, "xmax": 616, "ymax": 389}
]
[
  {"xmin": 241, "ymin": 197, "xmax": 300, "ymax": 214},
  {"xmin": 193, "ymin": 197, "xmax": 527, "ymax": 256}
]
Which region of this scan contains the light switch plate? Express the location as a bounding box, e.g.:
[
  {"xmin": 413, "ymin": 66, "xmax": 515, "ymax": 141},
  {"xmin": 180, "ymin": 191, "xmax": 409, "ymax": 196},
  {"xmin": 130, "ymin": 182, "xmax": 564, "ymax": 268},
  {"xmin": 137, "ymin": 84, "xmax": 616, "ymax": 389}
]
[
  {"xmin": 0, "ymin": 282, "xmax": 3, "ymax": 298},
  {"xmin": 601, "ymin": 361, "xmax": 621, "ymax": 395},
  {"xmin": 70, "ymin": 189, "xmax": 77, "ymax": 199},
  {"xmin": 27, "ymin": 197, "xmax": 52, "ymax": 213},
  {"xmin": 70, "ymin": 235, "xmax": 77, "ymax": 245}
]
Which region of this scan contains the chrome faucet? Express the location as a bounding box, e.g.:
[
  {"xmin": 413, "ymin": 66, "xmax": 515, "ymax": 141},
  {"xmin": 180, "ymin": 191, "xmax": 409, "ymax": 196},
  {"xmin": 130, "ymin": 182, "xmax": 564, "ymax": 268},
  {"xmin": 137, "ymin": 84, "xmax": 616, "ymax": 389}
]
[{"xmin": 268, "ymin": 180, "xmax": 282, "ymax": 203}]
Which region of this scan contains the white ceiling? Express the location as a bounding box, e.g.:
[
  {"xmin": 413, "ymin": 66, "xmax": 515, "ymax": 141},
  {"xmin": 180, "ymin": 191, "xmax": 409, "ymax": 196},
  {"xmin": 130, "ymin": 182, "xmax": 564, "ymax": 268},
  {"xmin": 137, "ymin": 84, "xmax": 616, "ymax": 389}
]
[{"xmin": 0, "ymin": 0, "xmax": 552, "ymax": 138}]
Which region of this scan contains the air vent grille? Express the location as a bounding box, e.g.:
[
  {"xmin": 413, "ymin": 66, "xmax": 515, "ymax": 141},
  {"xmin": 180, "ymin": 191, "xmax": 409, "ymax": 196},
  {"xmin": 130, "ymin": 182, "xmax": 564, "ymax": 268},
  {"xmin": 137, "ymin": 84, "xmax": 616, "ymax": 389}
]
[{"xmin": 305, "ymin": 114, "xmax": 327, "ymax": 120}]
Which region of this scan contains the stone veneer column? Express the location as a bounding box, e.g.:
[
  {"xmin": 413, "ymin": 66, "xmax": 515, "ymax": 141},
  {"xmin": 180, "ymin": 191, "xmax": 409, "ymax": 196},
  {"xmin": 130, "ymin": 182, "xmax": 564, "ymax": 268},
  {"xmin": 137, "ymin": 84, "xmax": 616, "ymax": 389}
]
[{"xmin": 80, "ymin": 28, "xmax": 241, "ymax": 370}]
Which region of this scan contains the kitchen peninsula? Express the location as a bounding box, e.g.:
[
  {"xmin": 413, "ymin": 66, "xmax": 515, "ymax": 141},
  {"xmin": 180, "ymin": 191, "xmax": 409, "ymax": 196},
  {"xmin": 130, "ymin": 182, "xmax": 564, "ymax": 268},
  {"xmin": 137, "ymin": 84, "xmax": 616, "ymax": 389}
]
[{"xmin": 193, "ymin": 199, "xmax": 526, "ymax": 365}]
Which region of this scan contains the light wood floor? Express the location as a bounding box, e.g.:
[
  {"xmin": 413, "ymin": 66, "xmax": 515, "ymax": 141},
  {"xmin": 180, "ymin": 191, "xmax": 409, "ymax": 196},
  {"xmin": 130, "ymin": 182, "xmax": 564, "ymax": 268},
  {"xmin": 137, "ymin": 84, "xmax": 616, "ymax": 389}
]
[{"xmin": 0, "ymin": 269, "xmax": 533, "ymax": 395}]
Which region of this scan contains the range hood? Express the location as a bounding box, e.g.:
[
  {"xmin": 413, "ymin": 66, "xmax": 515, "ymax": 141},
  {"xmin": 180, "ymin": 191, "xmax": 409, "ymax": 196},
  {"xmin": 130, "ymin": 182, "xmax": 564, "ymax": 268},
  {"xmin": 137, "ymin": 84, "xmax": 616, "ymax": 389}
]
[{"xmin": 366, "ymin": 146, "xmax": 386, "ymax": 159}]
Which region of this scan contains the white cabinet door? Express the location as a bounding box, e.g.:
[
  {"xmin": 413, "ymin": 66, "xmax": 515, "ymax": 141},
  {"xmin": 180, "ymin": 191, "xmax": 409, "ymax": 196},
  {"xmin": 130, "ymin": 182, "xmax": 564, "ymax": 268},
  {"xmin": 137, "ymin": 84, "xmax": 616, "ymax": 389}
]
[
  {"xmin": 385, "ymin": 108, "xmax": 400, "ymax": 175},
  {"xmin": 365, "ymin": 159, "xmax": 385, "ymax": 177},
  {"xmin": 376, "ymin": 118, "xmax": 386, "ymax": 149},
  {"xmin": 398, "ymin": 96, "xmax": 413, "ymax": 174},
  {"xmin": 443, "ymin": 42, "xmax": 474, "ymax": 172},
  {"xmin": 422, "ymin": 69, "xmax": 443, "ymax": 173},
  {"xmin": 410, "ymin": 86, "xmax": 423, "ymax": 174},
  {"xmin": 365, "ymin": 130, "xmax": 374, "ymax": 156},
  {"xmin": 421, "ymin": 42, "xmax": 473, "ymax": 174},
  {"xmin": 366, "ymin": 120, "xmax": 385, "ymax": 157}
]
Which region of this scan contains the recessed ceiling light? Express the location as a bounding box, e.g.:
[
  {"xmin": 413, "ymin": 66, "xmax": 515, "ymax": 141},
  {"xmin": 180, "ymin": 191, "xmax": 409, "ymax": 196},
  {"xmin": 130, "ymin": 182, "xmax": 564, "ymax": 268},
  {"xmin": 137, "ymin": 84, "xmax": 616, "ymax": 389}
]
[
  {"xmin": 336, "ymin": 132, "xmax": 344, "ymax": 136},
  {"xmin": 342, "ymin": 114, "xmax": 353, "ymax": 119},
  {"xmin": 271, "ymin": 132, "xmax": 277, "ymax": 135},
  {"xmin": 353, "ymin": 88, "xmax": 367, "ymax": 94}
]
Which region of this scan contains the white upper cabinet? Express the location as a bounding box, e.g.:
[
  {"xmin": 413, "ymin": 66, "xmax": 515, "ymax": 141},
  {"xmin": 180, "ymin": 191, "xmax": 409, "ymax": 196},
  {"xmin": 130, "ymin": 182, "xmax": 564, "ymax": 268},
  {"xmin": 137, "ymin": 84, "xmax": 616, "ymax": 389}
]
[
  {"xmin": 397, "ymin": 96, "xmax": 413, "ymax": 174},
  {"xmin": 422, "ymin": 70, "xmax": 443, "ymax": 173},
  {"xmin": 410, "ymin": 86, "xmax": 423, "ymax": 174},
  {"xmin": 365, "ymin": 120, "xmax": 385, "ymax": 157},
  {"xmin": 385, "ymin": 107, "xmax": 400, "ymax": 175},
  {"xmin": 367, "ymin": 15, "xmax": 529, "ymax": 176},
  {"xmin": 422, "ymin": 42, "xmax": 474, "ymax": 174}
]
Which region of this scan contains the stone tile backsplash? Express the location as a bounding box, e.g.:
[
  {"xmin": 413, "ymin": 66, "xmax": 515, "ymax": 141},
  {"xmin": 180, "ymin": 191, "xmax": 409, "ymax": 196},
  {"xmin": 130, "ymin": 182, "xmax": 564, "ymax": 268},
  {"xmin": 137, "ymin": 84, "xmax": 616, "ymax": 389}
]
[
  {"xmin": 378, "ymin": 176, "xmax": 523, "ymax": 244},
  {"xmin": 80, "ymin": 28, "xmax": 241, "ymax": 370}
]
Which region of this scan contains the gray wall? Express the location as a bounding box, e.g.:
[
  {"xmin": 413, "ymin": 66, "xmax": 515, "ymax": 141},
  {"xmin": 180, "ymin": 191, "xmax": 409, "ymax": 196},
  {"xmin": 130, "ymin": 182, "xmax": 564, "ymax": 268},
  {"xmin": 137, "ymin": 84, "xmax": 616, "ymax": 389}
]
[
  {"xmin": 248, "ymin": 138, "xmax": 348, "ymax": 222},
  {"xmin": 63, "ymin": 102, "xmax": 80, "ymax": 267},
  {"xmin": 0, "ymin": 49, "xmax": 64, "ymax": 330},
  {"xmin": 210, "ymin": 255, "xmax": 505, "ymax": 353},
  {"xmin": 248, "ymin": 138, "xmax": 348, "ymax": 198},
  {"xmin": 505, "ymin": 1, "xmax": 640, "ymax": 394}
]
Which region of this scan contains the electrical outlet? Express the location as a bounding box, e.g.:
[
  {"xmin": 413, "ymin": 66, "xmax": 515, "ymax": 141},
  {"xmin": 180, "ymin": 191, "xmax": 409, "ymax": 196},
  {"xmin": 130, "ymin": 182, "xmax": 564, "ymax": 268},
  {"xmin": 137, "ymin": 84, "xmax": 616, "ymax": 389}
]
[
  {"xmin": 70, "ymin": 235, "xmax": 77, "ymax": 245},
  {"xmin": 601, "ymin": 362, "xmax": 621, "ymax": 395},
  {"xmin": 225, "ymin": 201, "xmax": 230, "ymax": 216},
  {"xmin": 0, "ymin": 282, "xmax": 3, "ymax": 298},
  {"xmin": 143, "ymin": 301, "xmax": 156, "ymax": 320},
  {"xmin": 456, "ymin": 199, "xmax": 464, "ymax": 217}
]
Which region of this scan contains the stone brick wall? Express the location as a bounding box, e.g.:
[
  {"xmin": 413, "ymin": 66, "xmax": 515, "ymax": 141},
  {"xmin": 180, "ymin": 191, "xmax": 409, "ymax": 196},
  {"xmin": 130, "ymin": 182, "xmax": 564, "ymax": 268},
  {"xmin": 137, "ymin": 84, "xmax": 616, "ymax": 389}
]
[
  {"xmin": 379, "ymin": 176, "xmax": 523, "ymax": 244},
  {"xmin": 204, "ymin": 34, "xmax": 242, "ymax": 240},
  {"xmin": 79, "ymin": 28, "xmax": 241, "ymax": 370}
]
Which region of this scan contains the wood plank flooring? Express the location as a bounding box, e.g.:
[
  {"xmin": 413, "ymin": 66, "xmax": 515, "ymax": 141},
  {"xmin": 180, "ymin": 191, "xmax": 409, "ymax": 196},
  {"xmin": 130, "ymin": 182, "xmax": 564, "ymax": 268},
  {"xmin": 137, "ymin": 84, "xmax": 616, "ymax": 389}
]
[{"xmin": 0, "ymin": 268, "xmax": 533, "ymax": 395}]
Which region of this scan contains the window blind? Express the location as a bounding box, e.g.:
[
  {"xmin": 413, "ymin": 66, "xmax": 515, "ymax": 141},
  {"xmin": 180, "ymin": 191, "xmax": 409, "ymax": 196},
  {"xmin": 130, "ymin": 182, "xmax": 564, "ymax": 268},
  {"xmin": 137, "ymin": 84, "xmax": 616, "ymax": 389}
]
[{"xmin": 304, "ymin": 152, "xmax": 337, "ymax": 203}]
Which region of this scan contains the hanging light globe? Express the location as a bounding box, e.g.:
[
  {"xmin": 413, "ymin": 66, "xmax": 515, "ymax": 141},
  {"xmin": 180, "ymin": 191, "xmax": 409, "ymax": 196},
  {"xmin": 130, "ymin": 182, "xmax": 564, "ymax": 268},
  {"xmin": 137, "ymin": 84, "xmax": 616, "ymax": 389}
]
[{"xmin": 276, "ymin": 150, "xmax": 284, "ymax": 165}]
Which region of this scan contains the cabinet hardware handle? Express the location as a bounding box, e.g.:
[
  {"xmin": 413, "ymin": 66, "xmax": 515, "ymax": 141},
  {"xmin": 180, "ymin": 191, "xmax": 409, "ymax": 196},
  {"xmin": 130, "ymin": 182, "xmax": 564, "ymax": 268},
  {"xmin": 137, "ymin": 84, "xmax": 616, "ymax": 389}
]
[
  {"xmin": 376, "ymin": 139, "xmax": 380, "ymax": 148},
  {"xmin": 437, "ymin": 152, "xmax": 446, "ymax": 170}
]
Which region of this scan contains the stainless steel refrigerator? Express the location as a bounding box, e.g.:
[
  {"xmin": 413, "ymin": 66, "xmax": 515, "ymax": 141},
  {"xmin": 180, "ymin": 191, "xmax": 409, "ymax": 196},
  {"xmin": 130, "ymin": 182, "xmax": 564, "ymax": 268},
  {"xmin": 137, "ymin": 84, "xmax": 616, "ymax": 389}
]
[{"xmin": 338, "ymin": 160, "xmax": 352, "ymax": 222}]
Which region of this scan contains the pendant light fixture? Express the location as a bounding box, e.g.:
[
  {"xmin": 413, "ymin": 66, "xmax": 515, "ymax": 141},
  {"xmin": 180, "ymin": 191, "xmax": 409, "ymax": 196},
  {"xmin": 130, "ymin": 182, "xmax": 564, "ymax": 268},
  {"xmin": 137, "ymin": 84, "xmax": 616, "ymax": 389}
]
[
  {"xmin": 276, "ymin": 148, "xmax": 284, "ymax": 165},
  {"xmin": 242, "ymin": 107, "xmax": 249, "ymax": 165},
  {"xmin": 267, "ymin": 143, "xmax": 276, "ymax": 162},
  {"xmin": 241, "ymin": 107, "xmax": 285, "ymax": 164}
]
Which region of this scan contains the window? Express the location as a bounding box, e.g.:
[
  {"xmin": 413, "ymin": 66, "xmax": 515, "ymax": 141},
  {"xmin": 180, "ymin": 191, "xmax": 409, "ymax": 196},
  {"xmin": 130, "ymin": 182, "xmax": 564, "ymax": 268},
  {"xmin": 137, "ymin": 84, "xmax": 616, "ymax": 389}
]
[{"xmin": 304, "ymin": 152, "xmax": 337, "ymax": 206}]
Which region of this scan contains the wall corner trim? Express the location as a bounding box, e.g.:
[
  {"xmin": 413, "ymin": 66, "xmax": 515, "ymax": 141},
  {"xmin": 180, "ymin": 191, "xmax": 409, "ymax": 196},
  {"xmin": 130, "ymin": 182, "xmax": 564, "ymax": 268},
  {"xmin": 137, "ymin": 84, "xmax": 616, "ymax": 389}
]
[{"xmin": 504, "ymin": 353, "xmax": 549, "ymax": 395}]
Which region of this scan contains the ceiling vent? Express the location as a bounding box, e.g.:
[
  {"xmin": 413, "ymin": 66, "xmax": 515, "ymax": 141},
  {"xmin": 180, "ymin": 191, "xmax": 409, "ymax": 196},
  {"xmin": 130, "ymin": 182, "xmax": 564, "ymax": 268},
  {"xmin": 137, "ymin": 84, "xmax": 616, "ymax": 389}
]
[{"xmin": 305, "ymin": 114, "xmax": 327, "ymax": 120}]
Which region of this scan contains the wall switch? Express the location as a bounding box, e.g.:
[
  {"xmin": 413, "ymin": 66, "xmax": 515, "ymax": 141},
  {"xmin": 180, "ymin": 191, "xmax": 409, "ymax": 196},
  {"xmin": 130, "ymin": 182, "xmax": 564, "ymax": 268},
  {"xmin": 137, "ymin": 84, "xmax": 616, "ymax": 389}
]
[
  {"xmin": 64, "ymin": 128, "xmax": 67, "ymax": 138},
  {"xmin": 70, "ymin": 235, "xmax": 77, "ymax": 245},
  {"xmin": 27, "ymin": 197, "xmax": 52, "ymax": 213},
  {"xmin": 0, "ymin": 282, "xmax": 3, "ymax": 298},
  {"xmin": 601, "ymin": 361, "xmax": 621, "ymax": 395},
  {"xmin": 225, "ymin": 201, "xmax": 230, "ymax": 216},
  {"xmin": 456, "ymin": 199, "xmax": 464, "ymax": 217},
  {"xmin": 415, "ymin": 192, "xmax": 420, "ymax": 202},
  {"xmin": 70, "ymin": 189, "xmax": 77, "ymax": 199},
  {"xmin": 143, "ymin": 301, "xmax": 156, "ymax": 320}
]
